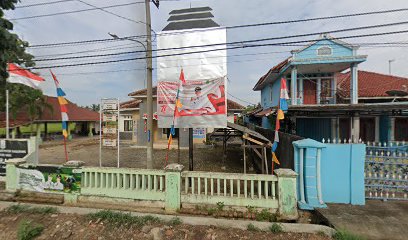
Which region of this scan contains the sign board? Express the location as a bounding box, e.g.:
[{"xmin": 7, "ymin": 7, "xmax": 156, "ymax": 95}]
[
  {"xmin": 0, "ymin": 139, "xmax": 29, "ymax": 175},
  {"xmin": 103, "ymin": 127, "xmax": 117, "ymax": 135},
  {"xmin": 193, "ymin": 128, "xmax": 206, "ymax": 139},
  {"xmin": 102, "ymin": 139, "xmax": 117, "ymax": 147},
  {"xmin": 102, "ymin": 100, "xmax": 118, "ymax": 110},
  {"xmin": 157, "ymin": 27, "xmax": 227, "ymax": 128},
  {"xmin": 103, "ymin": 114, "xmax": 117, "ymax": 122}
]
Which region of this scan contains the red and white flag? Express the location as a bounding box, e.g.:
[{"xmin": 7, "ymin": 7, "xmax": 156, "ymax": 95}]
[{"xmin": 7, "ymin": 63, "xmax": 45, "ymax": 89}]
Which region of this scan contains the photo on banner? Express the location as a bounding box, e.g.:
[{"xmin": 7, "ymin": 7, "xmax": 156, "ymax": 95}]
[{"xmin": 157, "ymin": 27, "xmax": 227, "ymax": 128}]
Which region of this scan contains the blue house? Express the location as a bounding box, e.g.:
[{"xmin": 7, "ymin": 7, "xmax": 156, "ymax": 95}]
[{"xmin": 252, "ymin": 35, "xmax": 408, "ymax": 142}]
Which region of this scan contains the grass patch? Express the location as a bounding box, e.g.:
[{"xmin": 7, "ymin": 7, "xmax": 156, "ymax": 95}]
[
  {"xmin": 334, "ymin": 230, "xmax": 366, "ymax": 240},
  {"xmin": 87, "ymin": 210, "xmax": 160, "ymax": 227},
  {"xmin": 6, "ymin": 205, "xmax": 58, "ymax": 214},
  {"xmin": 269, "ymin": 223, "xmax": 283, "ymax": 233},
  {"xmin": 255, "ymin": 209, "xmax": 277, "ymax": 222},
  {"xmin": 168, "ymin": 217, "xmax": 182, "ymax": 226},
  {"xmin": 17, "ymin": 220, "xmax": 44, "ymax": 240},
  {"xmin": 247, "ymin": 223, "xmax": 260, "ymax": 232}
]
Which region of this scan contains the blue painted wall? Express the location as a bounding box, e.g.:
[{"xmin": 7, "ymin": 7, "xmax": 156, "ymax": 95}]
[
  {"xmin": 321, "ymin": 144, "xmax": 365, "ymax": 205},
  {"xmin": 295, "ymin": 39, "xmax": 353, "ymax": 59},
  {"xmin": 379, "ymin": 115, "xmax": 390, "ymax": 143},
  {"xmin": 296, "ymin": 118, "xmax": 331, "ymax": 141},
  {"xmin": 261, "ymin": 81, "xmax": 281, "ymax": 109},
  {"xmin": 293, "ymin": 139, "xmax": 365, "ymax": 208},
  {"xmin": 261, "ymin": 116, "xmax": 272, "ymax": 129}
]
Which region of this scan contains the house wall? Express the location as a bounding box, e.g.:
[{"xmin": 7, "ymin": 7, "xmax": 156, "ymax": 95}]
[
  {"xmin": 261, "ymin": 82, "xmax": 281, "ymax": 109},
  {"xmin": 294, "ymin": 39, "xmax": 353, "ymax": 59}
]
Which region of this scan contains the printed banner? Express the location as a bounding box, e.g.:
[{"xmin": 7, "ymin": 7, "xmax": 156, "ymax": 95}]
[
  {"xmin": 157, "ymin": 27, "xmax": 227, "ymax": 128},
  {"xmin": 17, "ymin": 167, "xmax": 81, "ymax": 193}
]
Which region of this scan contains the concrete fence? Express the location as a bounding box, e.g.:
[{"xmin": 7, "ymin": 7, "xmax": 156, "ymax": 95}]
[{"xmin": 5, "ymin": 161, "xmax": 298, "ymax": 219}]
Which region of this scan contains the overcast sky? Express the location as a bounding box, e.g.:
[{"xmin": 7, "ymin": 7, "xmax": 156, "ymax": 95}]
[{"xmin": 5, "ymin": 0, "xmax": 408, "ymax": 107}]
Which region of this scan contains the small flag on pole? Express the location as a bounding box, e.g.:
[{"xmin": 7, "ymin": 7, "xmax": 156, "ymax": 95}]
[
  {"xmin": 179, "ymin": 68, "xmax": 186, "ymax": 84},
  {"xmin": 7, "ymin": 63, "xmax": 45, "ymax": 89}
]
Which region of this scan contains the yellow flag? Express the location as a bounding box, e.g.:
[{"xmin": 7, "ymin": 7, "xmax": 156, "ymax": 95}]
[
  {"xmin": 277, "ymin": 109, "xmax": 284, "ymax": 120},
  {"xmin": 58, "ymin": 96, "xmax": 68, "ymax": 105},
  {"xmin": 272, "ymin": 152, "xmax": 280, "ymax": 165},
  {"xmin": 62, "ymin": 129, "xmax": 68, "ymax": 138},
  {"xmin": 176, "ymin": 99, "xmax": 183, "ymax": 108},
  {"xmin": 167, "ymin": 134, "xmax": 173, "ymax": 146}
]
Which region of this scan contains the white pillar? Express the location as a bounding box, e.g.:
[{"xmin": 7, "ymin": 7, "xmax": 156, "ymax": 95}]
[
  {"xmin": 316, "ymin": 78, "xmax": 321, "ymax": 104},
  {"xmin": 291, "ymin": 67, "xmax": 297, "ymax": 105},
  {"xmin": 331, "ymin": 118, "xmax": 337, "ymax": 140},
  {"xmin": 390, "ymin": 117, "xmax": 395, "ymax": 142},
  {"xmin": 298, "ymin": 78, "xmax": 303, "ymax": 105},
  {"xmin": 375, "ymin": 116, "xmax": 380, "ymax": 143},
  {"xmin": 351, "ymin": 63, "xmax": 359, "ymax": 104},
  {"xmin": 351, "ymin": 115, "xmax": 360, "ymax": 142}
]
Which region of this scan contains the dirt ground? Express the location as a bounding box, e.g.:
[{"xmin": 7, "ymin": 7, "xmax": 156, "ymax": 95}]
[
  {"xmin": 0, "ymin": 210, "xmax": 331, "ymax": 240},
  {"xmin": 39, "ymin": 137, "xmax": 250, "ymax": 173}
]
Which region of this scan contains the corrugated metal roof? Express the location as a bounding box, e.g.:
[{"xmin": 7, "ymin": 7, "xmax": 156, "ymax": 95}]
[
  {"xmin": 169, "ymin": 7, "xmax": 212, "ymax": 15},
  {"xmin": 168, "ymin": 12, "xmax": 214, "ymax": 21},
  {"xmin": 162, "ymin": 19, "xmax": 220, "ymax": 31}
]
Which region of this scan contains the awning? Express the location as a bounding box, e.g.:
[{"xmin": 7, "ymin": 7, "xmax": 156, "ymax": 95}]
[{"xmin": 255, "ymin": 108, "xmax": 275, "ymax": 117}]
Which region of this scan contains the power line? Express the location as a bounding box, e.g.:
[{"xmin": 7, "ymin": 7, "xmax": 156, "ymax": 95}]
[
  {"xmin": 31, "ymin": 21, "xmax": 408, "ymax": 62},
  {"xmin": 76, "ymin": 0, "xmax": 146, "ymax": 25},
  {"xmin": 9, "ymin": 1, "xmax": 146, "ymax": 21},
  {"xmin": 15, "ymin": 0, "xmax": 76, "ymax": 8},
  {"xmin": 27, "ymin": 29, "xmax": 408, "ymax": 69},
  {"xmin": 227, "ymin": 93, "xmax": 256, "ymax": 105},
  {"xmin": 24, "ymin": 7, "xmax": 408, "ymax": 48}
]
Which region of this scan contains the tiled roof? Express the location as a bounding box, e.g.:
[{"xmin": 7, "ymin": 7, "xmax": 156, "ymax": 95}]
[
  {"xmin": 227, "ymin": 99, "xmax": 245, "ymax": 111},
  {"xmin": 0, "ymin": 96, "xmax": 99, "ymax": 128},
  {"xmin": 253, "ymin": 57, "xmax": 290, "ymax": 90},
  {"xmin": 337, "ymin": 70, "xmax": 408, "ymax": 98},
  {"xmin": 128, "ymin": 86, "xmax": 157, "ymax": 97},
  {"xmin": 120, "ymin": 99, "xmax": 141, "ymax": 109}
]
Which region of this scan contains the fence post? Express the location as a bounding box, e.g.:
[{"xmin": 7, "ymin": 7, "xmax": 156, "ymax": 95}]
[
  {"xmin": 5, "ymin": 158, "xmax": 26, "ymax": 192},
  {"xmin": 274, "ymin": 168, "xmax": 298, "ymax": 220},
  {"xmin": 164, "ymin": 164, "xmax": 184, "ymax": 213}
]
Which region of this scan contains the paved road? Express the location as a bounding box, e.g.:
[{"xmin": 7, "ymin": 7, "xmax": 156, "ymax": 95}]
[{"xmin": 317, "ymin": 200, "xmax": 408, "ymax": 240}]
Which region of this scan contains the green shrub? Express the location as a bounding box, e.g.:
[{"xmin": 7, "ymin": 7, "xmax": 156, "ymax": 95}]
[
  {"xmin": 17, "ymin": 220, "xmax": 44, "ymax": 240},
  {"xmin": 334, "ymin": 230, "xmax": 365, "ymax": 240},
  {"xmin": 216, "ymin": 202, "xmax": 225, "ymax": 211},
  {"xmin": 247, "ymin": 223, "xmax": 260, "ymax": 232},
  {"xmin": 168, "ymin": 217, "xmax": 182, "ymax": 226},
  {"xmin": 269, "ymin": 223, "xmax": 283, "ymax": 233},
  {"xmin": 255, "ymin": 209, "xmax": 277, "ymax": 222},
  {"xmin": 87, "ymin": 210, "xmax": 160, "ymax": 227},
  {"xmin": 7, "ymin": 205, "xmax": 58, "ymax": 214}
]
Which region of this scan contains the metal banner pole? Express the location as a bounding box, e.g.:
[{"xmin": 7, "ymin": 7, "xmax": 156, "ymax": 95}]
[
  {"xmin": 6, "ymin": 89, "xmax": 9, "ymax": 139},
  {"xmin": 99, "ymin": 99, "xmax": 102, "ymax": 167},
  {"xmin": 117, "ymin": 98, "xmax": 120, "ymax": 168}
]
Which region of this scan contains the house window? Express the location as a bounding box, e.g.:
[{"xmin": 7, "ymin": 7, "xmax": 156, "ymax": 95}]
[
  {"xmin": 124, "ymin": 120, "xmax": 133, "ymax": 132},
  {"xmin": 270, "ymin": 86, "xmax": 273, "ymax": 102},
  {"xmin": 317, "ymin": 46, "xmax": 332, "ymax": 56},
  {"xmin": 321, "ymin": 79, "xmax": 332, "ymax": 97}
]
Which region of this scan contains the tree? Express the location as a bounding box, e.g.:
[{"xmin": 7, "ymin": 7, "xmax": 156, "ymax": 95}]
[{"xmin": 0, "ymin": 1, "xmax": 48, "ymax": 122}]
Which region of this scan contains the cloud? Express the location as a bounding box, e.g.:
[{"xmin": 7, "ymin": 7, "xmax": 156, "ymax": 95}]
[{"xmin": 5, "ymin": 0, "xmax": 408, "ymax": 107}]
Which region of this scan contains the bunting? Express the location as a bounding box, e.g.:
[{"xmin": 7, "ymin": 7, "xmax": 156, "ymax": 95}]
[
  {"xmin": 165, "ymin": 68, "xmax": 185, "ymax": 164},
  {"xmin": 50, "ymin": 71, "xmax": 69, "ymax": 139},
  {"xmin": 271, "ymin": 78, "xmax": 290, "ymax": 167}
]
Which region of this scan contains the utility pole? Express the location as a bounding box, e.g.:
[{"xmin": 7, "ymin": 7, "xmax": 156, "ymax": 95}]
[
  {"xmin": 388, "ymin": 59, "xmax": 395, "ymax": 75},
  {"xmin": 145, "ymin": 0, "xmax": 154, "ymax": 169}
]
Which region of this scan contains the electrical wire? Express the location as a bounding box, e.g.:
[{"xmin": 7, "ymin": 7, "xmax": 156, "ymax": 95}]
[
  {"xmin": 28, "ymin": 29, "xmax": 408, "ymax": 69},
  {"xmin": 24, "ymin": 7, "xmax": 408, "ymax": 48},
  {"xmin": 15, "ymin": 0, "xmax": 77, "ymax": 8}
]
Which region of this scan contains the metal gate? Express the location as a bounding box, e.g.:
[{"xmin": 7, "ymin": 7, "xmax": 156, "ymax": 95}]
[{"xmin": 365, "ymin": 142, "xmax": 408, "ymax": 200}]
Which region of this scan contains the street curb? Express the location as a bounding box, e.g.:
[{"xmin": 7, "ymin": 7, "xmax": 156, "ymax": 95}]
[{"xmin": 0, "ymin": 200, "xmax": 335, "ymax": 236}]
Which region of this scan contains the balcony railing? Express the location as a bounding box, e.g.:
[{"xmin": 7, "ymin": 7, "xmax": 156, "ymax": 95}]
[{"xmin": 288, "ymin": 90, "xmax": 337, "ymax": 105}]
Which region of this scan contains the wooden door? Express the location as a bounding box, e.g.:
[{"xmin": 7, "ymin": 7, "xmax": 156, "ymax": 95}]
[{"xmin": 303, "ymin": 80, "xmax": 317, "ymax": 104}]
